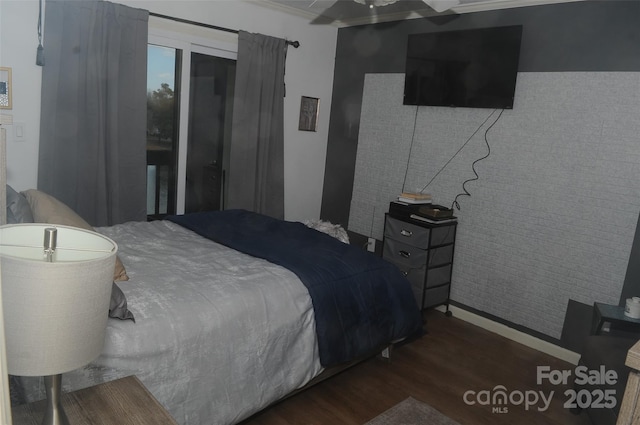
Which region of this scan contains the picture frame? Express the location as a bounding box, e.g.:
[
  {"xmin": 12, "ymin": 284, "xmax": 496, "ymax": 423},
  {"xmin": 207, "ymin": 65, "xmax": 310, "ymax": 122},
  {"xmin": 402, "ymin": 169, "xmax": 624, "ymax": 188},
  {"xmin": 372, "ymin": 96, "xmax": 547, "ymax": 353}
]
[
  {"xmin": 0, "ymin": 68, "xmax": 11, "ymax": 110},
  {"xmin": 298, "ymin": 96, "xmax": 319, "ymax": 132}
]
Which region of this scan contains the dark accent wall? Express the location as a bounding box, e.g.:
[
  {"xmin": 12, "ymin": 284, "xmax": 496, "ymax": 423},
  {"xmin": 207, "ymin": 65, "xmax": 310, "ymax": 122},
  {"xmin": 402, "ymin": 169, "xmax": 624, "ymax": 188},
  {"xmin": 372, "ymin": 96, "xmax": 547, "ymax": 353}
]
[{"xmin": 320, "ymin": 0, "xmax": 640, "ymax": 348}]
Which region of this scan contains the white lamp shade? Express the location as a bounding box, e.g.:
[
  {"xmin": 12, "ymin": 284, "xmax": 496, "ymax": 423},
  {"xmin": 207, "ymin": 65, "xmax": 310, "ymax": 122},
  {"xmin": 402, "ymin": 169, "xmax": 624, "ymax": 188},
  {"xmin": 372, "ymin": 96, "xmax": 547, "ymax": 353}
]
[{"xmin": 0, "ymin": 224, "xmax": 117, "ymax": 376}]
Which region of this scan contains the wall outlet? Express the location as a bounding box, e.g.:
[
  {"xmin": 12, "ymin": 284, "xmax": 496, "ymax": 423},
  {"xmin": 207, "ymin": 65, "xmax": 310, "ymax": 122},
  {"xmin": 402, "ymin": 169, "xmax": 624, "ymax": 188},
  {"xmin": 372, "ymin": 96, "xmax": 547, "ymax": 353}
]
[{"xmin": 367, "ymin": 237, "xmax": 376, "ymax": 252}]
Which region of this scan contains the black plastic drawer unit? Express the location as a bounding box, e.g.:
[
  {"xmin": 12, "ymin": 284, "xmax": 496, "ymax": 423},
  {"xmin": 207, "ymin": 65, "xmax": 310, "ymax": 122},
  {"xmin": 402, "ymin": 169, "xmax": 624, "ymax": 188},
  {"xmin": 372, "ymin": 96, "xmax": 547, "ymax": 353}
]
[{"xmin": 382, "ymin": 213, "xmax": 457, "ymax": 312}]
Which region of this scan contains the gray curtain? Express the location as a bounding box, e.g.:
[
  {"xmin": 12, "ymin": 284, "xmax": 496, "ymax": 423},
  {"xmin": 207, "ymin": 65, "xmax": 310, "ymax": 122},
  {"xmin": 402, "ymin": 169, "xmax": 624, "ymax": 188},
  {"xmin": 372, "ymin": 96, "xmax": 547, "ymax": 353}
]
[
  {"xmin": 227, "ymin": 31, "xmax": 288, "ymax": 219},
  {"xmin": 38, "ymin": 0, "xmax": 148, "ymax": 226}
]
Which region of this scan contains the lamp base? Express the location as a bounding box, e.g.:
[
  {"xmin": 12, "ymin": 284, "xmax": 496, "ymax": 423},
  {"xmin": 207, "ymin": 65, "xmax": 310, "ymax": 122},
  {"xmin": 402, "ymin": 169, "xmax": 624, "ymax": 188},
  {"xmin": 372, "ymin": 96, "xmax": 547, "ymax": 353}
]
[{"xmin": 42, "ymin": 374, "xmax": 70, "ymax": 425}]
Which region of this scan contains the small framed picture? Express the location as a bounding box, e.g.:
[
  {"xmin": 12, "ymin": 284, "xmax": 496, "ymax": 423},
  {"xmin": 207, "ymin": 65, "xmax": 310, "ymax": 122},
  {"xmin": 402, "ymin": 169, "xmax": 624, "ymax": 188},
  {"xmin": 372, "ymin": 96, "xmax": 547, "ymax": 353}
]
[
  {"xmin": 298, "ymin": 96, "xmax": 319, "ymax": 132},
  {"xmin": 0, "ymin": 67, "xmax": 12, "ymax": 110}
]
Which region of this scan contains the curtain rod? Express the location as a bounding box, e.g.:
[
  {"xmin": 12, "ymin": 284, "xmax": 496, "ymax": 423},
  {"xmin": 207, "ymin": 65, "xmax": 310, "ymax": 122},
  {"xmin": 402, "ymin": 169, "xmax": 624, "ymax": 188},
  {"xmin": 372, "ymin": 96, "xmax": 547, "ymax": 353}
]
[{"xmin": 149, "ymin": 12, "xmax": 300, "ymax": 48}]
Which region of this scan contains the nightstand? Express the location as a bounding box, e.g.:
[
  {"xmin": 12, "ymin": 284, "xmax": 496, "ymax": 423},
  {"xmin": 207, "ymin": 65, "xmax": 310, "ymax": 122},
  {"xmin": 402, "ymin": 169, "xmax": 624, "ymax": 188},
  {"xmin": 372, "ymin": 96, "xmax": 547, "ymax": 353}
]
[
  {"xmin": 11, "ymin": 376, "xmax": 178, "ymax": 425},
  {"xmin": 617, "ymin": 339, "xmax": 640, "ymax": 425}
]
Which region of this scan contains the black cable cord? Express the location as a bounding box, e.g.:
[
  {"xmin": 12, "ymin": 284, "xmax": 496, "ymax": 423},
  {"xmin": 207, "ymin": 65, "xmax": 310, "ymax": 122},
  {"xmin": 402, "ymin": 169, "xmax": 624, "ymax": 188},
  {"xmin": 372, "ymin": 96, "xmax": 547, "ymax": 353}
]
[
  {"xmin": 418, "ymin": 109, "xmax": 498, "ymax": 195},
  {"xmin": 401, "ymin": 105, "xmax": 421, "ymax": 192},
  {"xmin": 450, "ymin": 109, "xmax": 505, "ymax": 211},
  {"xmin": 364, "ymin": 205, "xmax": 377, "ymax": 249}
]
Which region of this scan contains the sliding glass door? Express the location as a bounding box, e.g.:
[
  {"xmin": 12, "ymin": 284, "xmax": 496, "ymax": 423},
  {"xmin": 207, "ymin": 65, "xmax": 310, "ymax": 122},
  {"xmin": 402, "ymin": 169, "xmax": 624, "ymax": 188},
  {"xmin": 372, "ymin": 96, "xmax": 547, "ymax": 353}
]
[
  {"xmin": 146, "ymin": 44, "xmax": 180, "ymax": 219},
  {"xmin": 185, "ymin": 53, "xmax": 236, "ymax": 213},
  {"xmin": 146, "ymin": 34, "xmax": 236, "ymax": 220}
]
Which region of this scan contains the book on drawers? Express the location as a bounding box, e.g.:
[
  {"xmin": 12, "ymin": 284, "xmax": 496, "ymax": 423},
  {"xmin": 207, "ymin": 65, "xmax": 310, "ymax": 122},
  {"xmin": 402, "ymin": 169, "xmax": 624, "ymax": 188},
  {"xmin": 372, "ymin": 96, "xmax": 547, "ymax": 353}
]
[{"xmin": 382, "ymin": 213, "xmax": 457, "ymax": 312}]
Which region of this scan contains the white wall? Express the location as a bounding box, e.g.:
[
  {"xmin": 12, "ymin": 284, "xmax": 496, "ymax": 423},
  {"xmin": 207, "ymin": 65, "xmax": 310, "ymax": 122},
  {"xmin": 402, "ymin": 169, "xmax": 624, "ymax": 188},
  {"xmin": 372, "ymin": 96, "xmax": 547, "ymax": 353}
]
[
  {"xmin": 0, "ymin": 0, "xmax": 43, "ymax": 193},
  {"xmin": 0, "ymin": 0, "xmax": 337, "ymax": 221}
]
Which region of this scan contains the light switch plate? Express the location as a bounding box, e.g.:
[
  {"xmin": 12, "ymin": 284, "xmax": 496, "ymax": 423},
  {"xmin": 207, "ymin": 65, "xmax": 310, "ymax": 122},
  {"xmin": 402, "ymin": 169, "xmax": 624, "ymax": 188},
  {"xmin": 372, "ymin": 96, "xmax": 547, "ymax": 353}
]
[{"xmin": 14, "ymin": 122, "xmax": 25, "ymax": 141}]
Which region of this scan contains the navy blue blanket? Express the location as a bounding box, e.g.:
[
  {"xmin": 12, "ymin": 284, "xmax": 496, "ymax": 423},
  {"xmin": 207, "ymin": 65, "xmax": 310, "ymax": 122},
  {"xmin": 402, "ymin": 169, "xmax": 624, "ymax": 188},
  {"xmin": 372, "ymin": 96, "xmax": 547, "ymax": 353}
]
[{"xmin": 168, "ymin": 209, "xmax": 422, "ymax": 367}]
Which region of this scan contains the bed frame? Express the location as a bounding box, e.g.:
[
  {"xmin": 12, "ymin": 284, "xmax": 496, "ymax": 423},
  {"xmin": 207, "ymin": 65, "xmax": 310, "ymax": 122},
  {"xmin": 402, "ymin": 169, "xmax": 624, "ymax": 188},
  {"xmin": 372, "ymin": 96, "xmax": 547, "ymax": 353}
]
[{"xmin": 1, "ymin": 139, "xmax": 421, "ymax": 425}]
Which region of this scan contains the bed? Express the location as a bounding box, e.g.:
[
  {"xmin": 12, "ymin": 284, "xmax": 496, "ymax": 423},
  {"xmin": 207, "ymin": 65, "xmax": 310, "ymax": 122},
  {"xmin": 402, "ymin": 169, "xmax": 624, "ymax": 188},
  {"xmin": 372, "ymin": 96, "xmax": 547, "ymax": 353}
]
[{"xmin": 5, "ymin": 187, "xmax": 423, "ymax": 425}]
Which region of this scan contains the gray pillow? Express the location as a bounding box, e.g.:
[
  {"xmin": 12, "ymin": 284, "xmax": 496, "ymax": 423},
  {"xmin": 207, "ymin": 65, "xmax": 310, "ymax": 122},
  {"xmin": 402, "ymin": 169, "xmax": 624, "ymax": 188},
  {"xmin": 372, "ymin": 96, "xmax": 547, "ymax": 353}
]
[
  {"xmin": 6, "ymin": 185, "xmax": 34, "ymax": 224},
  {"xmin": 109, "ymin": 282, "xmax": 135, "ymax": 322}
]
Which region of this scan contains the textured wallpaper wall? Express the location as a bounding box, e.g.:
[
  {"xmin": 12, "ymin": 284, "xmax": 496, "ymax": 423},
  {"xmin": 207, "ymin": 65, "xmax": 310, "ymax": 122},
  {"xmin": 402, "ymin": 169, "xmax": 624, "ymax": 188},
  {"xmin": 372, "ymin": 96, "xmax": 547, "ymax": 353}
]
[{"xmin": 349, "ymin": 72, "xmax": 640, "ymax": 338}]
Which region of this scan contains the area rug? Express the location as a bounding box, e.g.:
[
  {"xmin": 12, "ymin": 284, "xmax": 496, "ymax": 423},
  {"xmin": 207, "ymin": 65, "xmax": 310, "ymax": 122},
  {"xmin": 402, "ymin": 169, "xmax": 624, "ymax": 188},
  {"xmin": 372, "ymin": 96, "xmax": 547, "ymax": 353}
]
[{"xmin": 364, "ymin": 397, "xmax": 462, "ymax": 425}]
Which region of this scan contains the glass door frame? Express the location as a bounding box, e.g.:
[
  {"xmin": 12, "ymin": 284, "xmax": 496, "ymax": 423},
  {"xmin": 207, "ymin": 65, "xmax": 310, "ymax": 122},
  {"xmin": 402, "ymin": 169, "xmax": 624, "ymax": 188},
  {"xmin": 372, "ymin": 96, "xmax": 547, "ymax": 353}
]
[{"xmin": 148, "ymin": 27, "xmax": 237, "ymax": 215}]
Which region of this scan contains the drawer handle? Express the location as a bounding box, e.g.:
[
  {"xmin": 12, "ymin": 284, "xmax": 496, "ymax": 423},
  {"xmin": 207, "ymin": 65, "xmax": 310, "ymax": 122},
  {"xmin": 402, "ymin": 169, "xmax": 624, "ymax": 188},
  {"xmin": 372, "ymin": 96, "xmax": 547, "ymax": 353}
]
[
  {"xmin": 399, "ymin": 250, "xmax": 411, "ymax": 258},
  {"xmin": 400, "ymin": 229, "xmax": 412, "ymax": 237},
  {"xmin": 402, "ymin": 271, "xmax": 409, "ymax": 277}
]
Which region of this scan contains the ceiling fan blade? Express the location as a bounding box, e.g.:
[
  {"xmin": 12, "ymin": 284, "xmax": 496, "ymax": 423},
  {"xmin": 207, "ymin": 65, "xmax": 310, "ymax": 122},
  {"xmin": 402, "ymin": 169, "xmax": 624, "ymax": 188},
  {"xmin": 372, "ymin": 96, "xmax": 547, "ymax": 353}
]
[{"xmin": 422, "ymin": 0, "xmax": 460, "ymax": 12}]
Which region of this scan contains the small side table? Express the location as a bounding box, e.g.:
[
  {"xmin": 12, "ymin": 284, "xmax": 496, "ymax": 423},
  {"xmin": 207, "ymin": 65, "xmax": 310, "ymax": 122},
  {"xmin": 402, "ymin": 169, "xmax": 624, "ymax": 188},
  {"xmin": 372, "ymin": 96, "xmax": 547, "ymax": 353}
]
[
  {"xmin": 11, "ymin": 375, "xmax": 178, "ymax": 425},
  {"xmin": 591, "ymin": 302, "xmax": 640, "ymax": 335},
  {"xmin": 617, "ymin": 339, "xmax": 640, "ymax": 425}
]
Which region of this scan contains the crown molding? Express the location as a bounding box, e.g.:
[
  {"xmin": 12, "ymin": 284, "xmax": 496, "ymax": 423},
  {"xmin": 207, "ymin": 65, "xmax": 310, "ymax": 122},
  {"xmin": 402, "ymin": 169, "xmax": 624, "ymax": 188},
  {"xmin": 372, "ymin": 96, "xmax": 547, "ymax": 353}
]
[
  {"xmin": 255, "ymin": 0, "xmax": 586, "ymax": 27},
  {"xmin": 251, "ymin": 0, "xmax": 325, "ymax": 22},
  {"xmin": 451, "ymin": 0, "xmax": 584, "ymax": 14}
]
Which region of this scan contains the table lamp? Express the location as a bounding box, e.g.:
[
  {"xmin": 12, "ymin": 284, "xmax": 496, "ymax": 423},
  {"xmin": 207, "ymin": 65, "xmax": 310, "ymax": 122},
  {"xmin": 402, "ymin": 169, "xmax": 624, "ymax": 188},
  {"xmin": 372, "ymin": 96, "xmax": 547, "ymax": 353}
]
[{"xmin": 0, "ymin": 223, "xmax": 117, "ymax": 425}]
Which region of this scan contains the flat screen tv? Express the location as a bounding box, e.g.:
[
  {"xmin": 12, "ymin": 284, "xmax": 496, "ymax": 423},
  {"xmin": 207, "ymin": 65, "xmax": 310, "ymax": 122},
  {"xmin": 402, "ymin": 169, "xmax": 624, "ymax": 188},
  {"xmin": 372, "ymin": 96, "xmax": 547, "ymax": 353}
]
[{"xmin": 403, "ymin": 25, "xmax": 523, "ymax": 109}]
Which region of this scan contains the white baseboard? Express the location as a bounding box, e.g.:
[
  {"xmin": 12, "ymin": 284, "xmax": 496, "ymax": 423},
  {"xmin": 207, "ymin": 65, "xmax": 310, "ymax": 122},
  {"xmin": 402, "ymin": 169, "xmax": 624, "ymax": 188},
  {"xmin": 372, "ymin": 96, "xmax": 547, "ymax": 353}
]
[{"xmin": 436, "ymin": 305, "xmax": 581, "ymax": 365}]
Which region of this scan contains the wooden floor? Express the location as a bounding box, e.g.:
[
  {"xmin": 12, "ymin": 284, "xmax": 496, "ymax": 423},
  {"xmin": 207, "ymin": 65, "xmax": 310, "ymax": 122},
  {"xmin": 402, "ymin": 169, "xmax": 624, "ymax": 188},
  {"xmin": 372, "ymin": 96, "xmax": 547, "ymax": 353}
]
[{"xmin": 240, "ymin": 309, "xmax": 593, "ymax": 425}]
